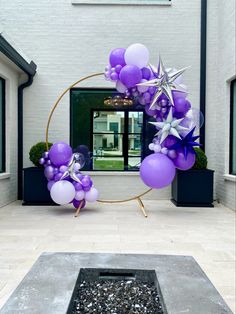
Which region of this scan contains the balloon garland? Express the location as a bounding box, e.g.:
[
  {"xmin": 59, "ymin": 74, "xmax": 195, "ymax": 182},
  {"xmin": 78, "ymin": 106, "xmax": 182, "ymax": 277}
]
[{"xmin": 40, "ymin": 43, "xmax": 202, "ymax": 215}]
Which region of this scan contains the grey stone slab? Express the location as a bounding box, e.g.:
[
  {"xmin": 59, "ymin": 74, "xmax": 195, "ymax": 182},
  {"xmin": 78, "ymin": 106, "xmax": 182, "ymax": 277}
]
[{"xmin": 0, "ymin": 253, "xmax": 233, "ymax": 314}]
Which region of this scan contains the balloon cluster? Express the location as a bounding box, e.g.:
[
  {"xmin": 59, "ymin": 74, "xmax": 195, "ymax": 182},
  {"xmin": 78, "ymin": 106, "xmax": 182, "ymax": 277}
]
[
  {"xmin": 40, "ymin": 142, "xmax": 99, "ymax": 209},
  {"xmin": 106, "ymin": 43, "xmax": 203, "ymax": 189}
]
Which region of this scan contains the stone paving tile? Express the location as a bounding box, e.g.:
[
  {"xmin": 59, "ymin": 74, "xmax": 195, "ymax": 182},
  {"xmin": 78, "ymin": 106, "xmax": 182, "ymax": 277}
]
[{"xmin": 0, "ymin": 200, "xmax": 235, "ymax": 312}]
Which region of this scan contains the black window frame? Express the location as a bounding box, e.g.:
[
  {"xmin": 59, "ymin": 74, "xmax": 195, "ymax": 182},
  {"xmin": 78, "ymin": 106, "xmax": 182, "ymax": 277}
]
[
  {"xmin": 0, "ymin": 77, "xmax": 6, "ymax": 174},
  {"xmin": 229, "ymin": 78, "xmax": 236, "ymax": 175},
  {"xmin": 91, "ymin": 108, "xmax": 145, "ymax": 171}
]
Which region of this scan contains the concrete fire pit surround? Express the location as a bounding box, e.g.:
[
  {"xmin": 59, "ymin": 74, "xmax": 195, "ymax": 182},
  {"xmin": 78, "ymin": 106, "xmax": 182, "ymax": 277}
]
[{"xmin": 0, "ymin": 253, "xmax": 232, "ymax": 314}]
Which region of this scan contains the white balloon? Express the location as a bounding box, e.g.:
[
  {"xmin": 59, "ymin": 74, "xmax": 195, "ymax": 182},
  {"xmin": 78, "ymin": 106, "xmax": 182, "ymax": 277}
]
[
  {"xmin": 50, "ymin": 180, "xmax": 75, "ymax": 205},
  {"xmin": 75, "ymin": 190, "xmax": 85, "ymax": 201},
  {"xmin": 124, "ymin": 43, "xmax": 149, "ymax": 69},
  {"xmin": 116, "ymin": 80, "xmax": 127, "ymax": 93},
  {"xmin": 85, "ymin": 187, "xmax": 99, "ymax": 203}
]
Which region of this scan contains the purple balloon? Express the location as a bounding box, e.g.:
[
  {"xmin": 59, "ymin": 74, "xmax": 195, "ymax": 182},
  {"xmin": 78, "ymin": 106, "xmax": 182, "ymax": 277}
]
[
  {"xmin": 109, "ymin": 48, "xmax": 126, "ymax": 67},
  {"xmin": 145, "ymin": 104, "xmax": 157, "ymax": 117},
  {"xmin": 44, "ymin": 165, "xmax": 55, "ymax": 180},
  {"xmin": 39, "ymin": 158, "xmax": 45, "ymax": 165},
  {"xmin": 43, "ymin": 151, "xmax": 49, "ymax": 159},
  {"xmin": 173, "ymin": 149, "xmax": 196, "ymax": 170},
  {"xmin": 74, "ymin": 182, "xmax": 83, "ymax": 191},
  {"xmin": 162, "ymin": 135, "xmax": 178, "ymax": 149},
  {"xmin": 172, "ymin": 90, "xmax": 187, "ymax": 99},
  {"xmin": 140, "ymin": 153, "xmax": 176, "ymax": 189},
  {"xmin": 49, "ymin": 142, "xmax": 73, "ymax": 167},
  {"xmin": 83, "ymin": 186, "xmax": 91, "ymax": 192},
  {"xmin": 174, "ymin": 97, "xmax": 191, "ymax": 113},
  {"xmin": 54, "ymin": 172, "xmax": 63, "ymax": 182},
  {"xmin": 142, "ymin": 67, "xmax": 151, "ymax": 80},
  {"xmin": 72, "ymin": 199, "xmax": 86, "ymax": 210},
  {"xmin": 81, "ymin": 175, "xmax": 92, "ymax": 187},
  {"xmin": 59, "ymin": 165, "xmax": 68, "ymax": 173},
  {"xmin": 47, "ymin": 180, "xmax": 55, "ymax": 191},
  {"xmin": 119, "ymin": 65, "xmax": 142, "ymax": 88},
  {"xmin": 111, "ymin": 72, "xmax": 118, "ymax": 81}
]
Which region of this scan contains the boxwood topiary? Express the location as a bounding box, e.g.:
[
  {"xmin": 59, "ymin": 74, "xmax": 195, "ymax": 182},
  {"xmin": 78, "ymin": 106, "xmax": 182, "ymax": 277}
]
[
  {"xmin": 192, "ymin": 147, "xmax": 208, "ymax": 170},
  {"xmin": 29, "ymin": 142, "xmax": 53, "ymax": 167}
]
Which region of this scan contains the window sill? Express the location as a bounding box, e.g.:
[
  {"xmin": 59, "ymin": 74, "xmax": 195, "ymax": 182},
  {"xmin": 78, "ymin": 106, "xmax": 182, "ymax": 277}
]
[
  {"xmin": 223, "ymin": 174, "xmax": 236, "ymax": 182},
  {"xmin": 72, "ymin": 0, "xmax": 171, "ymax": 5},
  {"xmin": 0, "ymin": 172, "xmax": 10, "ymax": 180},
  {"xmin": 83, "ymin": 171, "xmax": 140, "ymax": 176}
]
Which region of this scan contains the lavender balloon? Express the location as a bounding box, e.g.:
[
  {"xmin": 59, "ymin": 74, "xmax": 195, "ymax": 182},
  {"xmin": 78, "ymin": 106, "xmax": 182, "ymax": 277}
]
[
  {"xmin": 85, "ymin": 187, "xmax": 99, "ymax": 203},
  {"xmin": 140, "ymin": 153, "xmax": 176, "ymax": 189},
  {"xmin": 44, "ymin": 165, "xmax": 55, "ymax": 180},
  {"xmin": 116, "ymin": 80, "xmax": 127, "ymax": 93},
  {"xmin": 124, "ymin": 43, "xmax": 149, "ymax": 69},
  {"xmin": 49, "ymin": 142, "xmax": 72, "ymax": 167},
  {"xmin": 173, "ymin": 149, "xmax": 196, "ymax": 170},
  {"xmin": 119, "ymin": 65, "xmax": 142, "ymax": 88},
  {"xmin": 47, "ymin": 180, "xmax": 55, "ymax": 191},
  {"xmin": 109, "ymin": 48, "xmax": 126, "ymax": 67},
  {"xmin": 39, "ymin": 158, "xmax": 45, "ymax": 165}
]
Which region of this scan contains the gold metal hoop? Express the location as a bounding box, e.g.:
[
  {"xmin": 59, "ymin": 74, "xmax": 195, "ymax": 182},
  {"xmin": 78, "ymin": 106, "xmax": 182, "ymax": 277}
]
[{"xmin": 45, "ymin": 72, "xmax": 152, "ymax": 217}]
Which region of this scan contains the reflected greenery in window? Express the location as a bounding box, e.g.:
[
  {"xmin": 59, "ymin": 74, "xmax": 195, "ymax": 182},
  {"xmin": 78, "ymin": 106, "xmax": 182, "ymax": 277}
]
[{"xmin": 230, "ymin": 79, "xmax": 236, "ymax": 175}]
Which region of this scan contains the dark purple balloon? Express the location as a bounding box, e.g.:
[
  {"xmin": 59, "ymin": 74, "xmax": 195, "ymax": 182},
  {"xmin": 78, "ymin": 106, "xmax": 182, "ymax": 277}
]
[
  {"xmin": 119, "ymin": 65, "xmax": 142, "ymax": 88},
  {"xmin": 109, "ymin": 48, "xmax": 126, "ymax": 67},
  {"xmin": 162, "ymin": 135, "xmax": 178, "ymax": 149},
  {"xmin": 145, "ymin": 104, "xmax": 157, "ymax": 117},
  {"xmin": 140, "ymin": 153, "xmax": 176, "ymax": 189},
  {"xmin": 74, "ymin": 182, "xmax": 83, "ymax": 191},
  {"xmin": 142, "ymin": 67, "xmax": 151, "ymax": 80},
  {"xmin": 173, "ymin": 149, "xmax": 196, "ymax": 170},
  {"xmin": 72, "ymin": 199, "xmax": 86, "ymax": 209},
  {"xmin": 49, "ymin": 142, "xmax": 72, "ymax": 167},
  {"xmin": 54, "ymin": 172, "xmax": 63, "ymax": 182},
  {"xmin": 43, "ymin": 151, "xmax": 49, "ymax": 159},
  {"xmin": 83, "ymin": 186, "xmax": 91, "ymax": 192},
  {"xmin": 174, "ymin": 97, "xmax": 191, "ymax": 113}
]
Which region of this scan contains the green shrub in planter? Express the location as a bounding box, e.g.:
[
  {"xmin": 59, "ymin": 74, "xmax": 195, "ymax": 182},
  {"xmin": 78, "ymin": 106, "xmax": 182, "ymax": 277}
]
[
  {"xmin": 29, "ymin": 142, "xmax": 53, "ymax": 167},
  {"xmin": 192, "ymin": 147, "xmax": 208, "ymax": 170}
]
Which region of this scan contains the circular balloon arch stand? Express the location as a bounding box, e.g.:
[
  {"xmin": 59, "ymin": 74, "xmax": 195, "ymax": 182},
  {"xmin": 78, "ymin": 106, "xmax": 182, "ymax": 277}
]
[{"xmin": 45, "ymin": 72, "xmax": 152, "ymax": 218}]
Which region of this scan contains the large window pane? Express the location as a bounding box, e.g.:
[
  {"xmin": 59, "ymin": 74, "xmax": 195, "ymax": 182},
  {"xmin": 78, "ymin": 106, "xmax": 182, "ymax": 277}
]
[
  {"xmin": 128, "ymin": 157, "xmax": 141, "ymax": 170},
  {"xmin": 93, "ymin": 157, "xmax": 124, "ymax": 171},
  {"xmin": 0, "ymin": 78, "xmax": 5, "ymax": 173},
  {"xmin": 230, "ymin": 79, "xmax": 236, "ymax": 174},
  {"xmin": 93, "ymin": 111, "xmax": 124, "ymax": 133},
  {"xmin": 93, "ymin": 134, "xmax": 123, "ymax": 156},
  {"xmin": 128, "ymin": 134, "xmax": 141, "ymax": 156},
  {"xmin": 128, "ymin": 111, "xmax": 143, "ymax": 133}
]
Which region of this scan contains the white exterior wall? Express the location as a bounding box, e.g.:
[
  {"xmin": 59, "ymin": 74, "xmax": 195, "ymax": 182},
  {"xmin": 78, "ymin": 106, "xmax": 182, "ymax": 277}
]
[
  {"xmin": 0, "ymin": 56, "xmax": 20, "ymax": 207},
  {"xmin": 0, "ymin": 0, "xmax": 201, "ymax": 200},
  {"xmin": 206, "ymin": 0, "xmax": 236, "ymax": 210}
]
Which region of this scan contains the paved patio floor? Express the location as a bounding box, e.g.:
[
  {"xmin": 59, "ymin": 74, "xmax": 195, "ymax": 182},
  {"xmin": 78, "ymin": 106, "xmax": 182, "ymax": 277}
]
[{"xmin": 0, "ymin": 200, "xmax": 235, "ymax": 312}]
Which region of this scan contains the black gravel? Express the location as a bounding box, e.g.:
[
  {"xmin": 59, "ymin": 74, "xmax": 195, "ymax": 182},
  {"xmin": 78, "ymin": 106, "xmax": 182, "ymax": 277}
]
[{"xmin": 70, "ymin": 279, "xmax": 164, "ymax": 314}]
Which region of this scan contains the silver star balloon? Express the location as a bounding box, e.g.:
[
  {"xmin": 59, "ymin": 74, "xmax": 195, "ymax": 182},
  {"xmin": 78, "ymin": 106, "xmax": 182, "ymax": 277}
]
[
  {"xmin": 60, "ymin": 153, "xmax": 85, "ymax": 183},
  {"xmin": 137, "ymin": 57, "xmax": 189, "ymax": 109},
  {"xmin": 150, "ymin": 107, "xmax": 189, "ymax": 143}
]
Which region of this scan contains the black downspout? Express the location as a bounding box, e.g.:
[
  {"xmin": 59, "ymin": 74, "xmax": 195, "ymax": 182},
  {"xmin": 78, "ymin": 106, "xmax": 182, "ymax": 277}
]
[
  {"xmin": 17, "ymin": 69, "xmax": 36, "ymax": 199},
  {"xmin": 200, "ymin": 0, "xmax": 207, "ymax": 151}
]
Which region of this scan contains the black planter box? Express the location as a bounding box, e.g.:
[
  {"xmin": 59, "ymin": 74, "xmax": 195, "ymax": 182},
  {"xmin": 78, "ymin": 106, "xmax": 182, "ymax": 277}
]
[
  {"xmin": 171, "ymin": 169, "xmax": 214, "ymax": 207},
  {"xmin": 23, "ymin": 167, "xmax": 56, "ymax": 205}
]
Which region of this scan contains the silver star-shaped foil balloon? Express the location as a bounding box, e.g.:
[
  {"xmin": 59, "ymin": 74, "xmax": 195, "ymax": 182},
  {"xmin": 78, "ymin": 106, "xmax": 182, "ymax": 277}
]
[
  {"xmin": 150, "ymin": 107, "xmax": 189, "ymax": 143},
  {"xmin": 137, "ymin": 57, "xmax": 189, "ymax": 109},
  {"xmin": 60, "ymin": 153, "xmax": 84, "ymax": 184}
]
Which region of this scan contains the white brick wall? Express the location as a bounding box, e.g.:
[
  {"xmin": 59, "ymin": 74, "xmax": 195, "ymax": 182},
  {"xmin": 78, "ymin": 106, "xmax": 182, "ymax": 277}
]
[
  {"xmin": 206, "ymin": 0, "xmax": 236, "ymax": 210},
  {"xmin": 0, "ymin": 55, "xmax": 19, "ymax": 207},
  {"xmin": 0, "ymin": 0, "xmax": 201, "ymax": 199}
]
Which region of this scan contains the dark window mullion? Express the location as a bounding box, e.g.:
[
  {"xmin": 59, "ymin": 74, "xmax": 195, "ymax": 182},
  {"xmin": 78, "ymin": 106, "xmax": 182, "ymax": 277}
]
[{"xmin": 123, "ymin": 111, "xmax": 129, "ymax": 170}]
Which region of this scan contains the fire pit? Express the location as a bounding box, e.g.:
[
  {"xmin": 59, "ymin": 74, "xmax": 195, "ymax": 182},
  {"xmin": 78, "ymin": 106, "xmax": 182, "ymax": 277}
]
[
  {"xmin": 0, "ymin": 253, "xmax": 233, "ymax": 314},
  {"xmin": 67, "ymin": 268, "xmax": 166, "ymax": 313}
]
